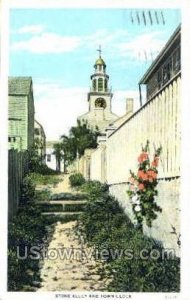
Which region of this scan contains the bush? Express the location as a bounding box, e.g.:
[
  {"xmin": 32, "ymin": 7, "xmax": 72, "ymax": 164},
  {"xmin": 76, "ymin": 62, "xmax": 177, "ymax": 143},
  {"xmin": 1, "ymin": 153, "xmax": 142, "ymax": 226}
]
[
  {"xmin": 20, "ymin": 175, "xmax": 36, "ymax": 205},
  {"xmin": 34, "ymin": 189, "xmax": 51, "ymax": 202},
  {"xmin": 28, "ymin": 172, "xmax": 61, "ymax": 186},
  {"xmin": 76, "ymin": 181, "xmax": 180, "ymax": 292},
  {"xmin": 8, "ymin": 202, "xmax": 50, "ymax": 291},
  {"xmin": 34, "ymin": 164, "xmax": 60, "ymax": 175},
  {"xmin": 8, "ymin": 174, "xmax": 57, "ymax": 291},
  {"xmin": 28, "ymin": 150, "xmax": 60, "ymax": 175},
  {"xmin": 69, "ymin": 173, "xmax": 85, "ymax": 187}
]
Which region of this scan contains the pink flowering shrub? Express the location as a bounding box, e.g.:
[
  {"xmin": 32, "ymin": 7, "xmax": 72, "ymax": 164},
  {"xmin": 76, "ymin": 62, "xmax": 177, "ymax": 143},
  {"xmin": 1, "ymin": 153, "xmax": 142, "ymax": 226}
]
[{"xmin": 127, "ymin": 140, "xmax": 162, "ymax": 228}]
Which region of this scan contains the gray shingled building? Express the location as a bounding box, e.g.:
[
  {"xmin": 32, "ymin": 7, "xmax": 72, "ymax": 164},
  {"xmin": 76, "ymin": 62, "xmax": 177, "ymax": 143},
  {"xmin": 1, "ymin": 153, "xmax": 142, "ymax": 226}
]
[{"xmin": 8, "ymin": 77, "xmax": 35, "ymax": 151}]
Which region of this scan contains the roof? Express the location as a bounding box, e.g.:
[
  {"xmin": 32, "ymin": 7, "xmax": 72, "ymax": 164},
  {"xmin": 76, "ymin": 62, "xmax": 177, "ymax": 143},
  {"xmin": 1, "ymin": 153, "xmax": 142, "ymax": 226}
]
[
  {"xmin": 139, "ymin": 24, "xmax": 181, "ymax": 84},
  {"xmin": 9, "ymin": 76, "xmax": 33, "ymax": 95},
  {"xmin": 94, "ymin": 57, "xmax": 106, "ymax": 66},
  {"xmin": 35, "ymin": 120, "xmax": 46, "ymax": 138}
]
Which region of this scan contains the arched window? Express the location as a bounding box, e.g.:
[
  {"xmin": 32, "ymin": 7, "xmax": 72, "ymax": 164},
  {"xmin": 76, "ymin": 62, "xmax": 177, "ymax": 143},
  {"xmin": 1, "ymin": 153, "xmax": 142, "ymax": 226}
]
[
  {"xmin": 105, "ymin": 79, "xmax": 108, "ymax": 91},
  {"xmin": 93, "ymin": 79, "xmax": 96, "ymax": 91},
  {"xmin": 98, "ymin": 78, "xmax": 103, "ymax": 91}
]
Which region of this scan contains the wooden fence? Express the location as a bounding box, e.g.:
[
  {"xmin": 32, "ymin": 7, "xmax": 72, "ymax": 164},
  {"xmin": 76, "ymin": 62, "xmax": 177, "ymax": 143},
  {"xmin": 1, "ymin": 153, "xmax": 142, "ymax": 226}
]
[
  {"xmin": 106, "ymin": 75, "xmax": 181, "ymax": 184},
  {"xmin": 8, "ymin": 150, "xmax": 29, "ymax": 221}
]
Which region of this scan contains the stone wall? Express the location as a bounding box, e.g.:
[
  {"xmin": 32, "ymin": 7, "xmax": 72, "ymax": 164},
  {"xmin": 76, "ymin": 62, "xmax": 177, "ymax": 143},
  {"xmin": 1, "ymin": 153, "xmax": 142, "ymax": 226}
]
[
  {"xmin": 109, "ymin": 177, "xmax": 180, "ymax": 256},
  {"xmin": 90, "ymin": 144, "xmax": 106, "ymax": 182}
]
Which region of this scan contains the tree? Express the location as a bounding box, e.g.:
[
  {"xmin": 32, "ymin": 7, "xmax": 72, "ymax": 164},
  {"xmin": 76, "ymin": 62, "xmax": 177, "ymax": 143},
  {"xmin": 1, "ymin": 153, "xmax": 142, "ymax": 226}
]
[
  {"xmin": 53, "ymin": 142, "xmax": 64, "ymax": 172},
  {"xmin": 60, "ymin": 120, "xmax": 99, "ymax": 167}
]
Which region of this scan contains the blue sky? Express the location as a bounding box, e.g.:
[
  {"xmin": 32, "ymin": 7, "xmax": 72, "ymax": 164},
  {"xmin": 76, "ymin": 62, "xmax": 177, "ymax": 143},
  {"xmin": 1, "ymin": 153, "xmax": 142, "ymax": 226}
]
[{"xmin": 10, "ymin": 9, "xmax": 181, "ymax": 140}]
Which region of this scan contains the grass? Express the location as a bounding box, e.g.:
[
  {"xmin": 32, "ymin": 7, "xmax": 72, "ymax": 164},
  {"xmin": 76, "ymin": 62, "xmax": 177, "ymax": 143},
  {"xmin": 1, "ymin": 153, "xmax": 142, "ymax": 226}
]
[
  {"xmin": 35, "ymin": 189, "xmax": 52, "ymax": 201},
  {"xmin": 28, "ymin": 172, "xmax": 61, "ymax": 187}
]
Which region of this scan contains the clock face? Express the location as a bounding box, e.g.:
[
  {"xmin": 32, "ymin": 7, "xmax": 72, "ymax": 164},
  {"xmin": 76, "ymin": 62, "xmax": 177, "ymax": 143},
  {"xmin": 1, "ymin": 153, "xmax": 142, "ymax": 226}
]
[{"xmin": 95, "ymin": 98, "xmax": 106, "ymax": 109}]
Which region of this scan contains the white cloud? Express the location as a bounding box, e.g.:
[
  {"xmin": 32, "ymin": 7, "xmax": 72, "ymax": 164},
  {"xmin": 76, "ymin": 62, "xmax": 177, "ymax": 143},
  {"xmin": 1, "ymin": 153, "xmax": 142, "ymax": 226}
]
[
  {"xmin": 11, "ymin": 28, "xmax": 129, "ymax": 55},
  {"xmin": 11, "ymin": 27, "xmax": 165, "ymax": 62},
  {"xmin": 34, "ymin": 81, "xmax": 88, "ymax": 140},
  {"xmin": 11, "ymin": 33, "xmax": 82, "ymax": 54},
  {"xmin": 117, "ymin": 31, "xmax": 165, "ymax": 61},
  {"xmin": 17, "ymin": 25, "xmax": 45, "ymax": 35}
]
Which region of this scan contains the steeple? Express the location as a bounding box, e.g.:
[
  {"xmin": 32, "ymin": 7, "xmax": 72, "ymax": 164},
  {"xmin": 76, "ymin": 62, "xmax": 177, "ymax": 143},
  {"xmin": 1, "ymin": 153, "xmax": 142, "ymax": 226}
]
[
  {"xmin": 77, "ymin": 47, "xmax": 118, "ymax": 132},
  {"xmin": 91, "ymin": 46, "xmax": 109, "ymax": 93}
]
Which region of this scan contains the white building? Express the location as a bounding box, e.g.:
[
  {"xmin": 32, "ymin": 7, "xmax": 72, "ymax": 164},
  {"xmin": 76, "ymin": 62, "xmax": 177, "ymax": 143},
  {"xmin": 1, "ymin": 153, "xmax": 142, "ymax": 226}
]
[{"xmin": 46, "ymin": 141, "xmax": 64, "ymax": 172}]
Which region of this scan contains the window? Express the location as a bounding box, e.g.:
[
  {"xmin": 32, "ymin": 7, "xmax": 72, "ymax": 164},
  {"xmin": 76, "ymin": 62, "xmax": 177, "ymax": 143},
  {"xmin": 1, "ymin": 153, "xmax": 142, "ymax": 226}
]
[
  {"xmin": 98, "ymin": 78, "xmax": 103, "ymax": 91},
  {"xmin": 147, "ymin": 45, "xmax": 181, "ymax": 100},
  {"xmin": 157, "ymin": 69, "xmax": 162, "ymax": 90},
  {"xmin": 105, "ymin": 79, "xmax": 108, "ymax": 91},
  {"xmin": 35, "ymin": 128, "xmax": 40, "ymax": 135},
  {"xmin": 47, "ymin": 154, "xmax": 51, "ymax": 162},
  {"xmin": 8, "ymin": 137, "xmax": 16, "ymax": 143},
  {"xmin": 163, "ymin": 57, "xmax": 172, "ymax": 84},
  {"xmin": 93, "ymin": 79, "xmax": 96, "ymax": 91},
  {"xmin": 173, "ymin": 47, "xmax": 180, "ymax": 73}
]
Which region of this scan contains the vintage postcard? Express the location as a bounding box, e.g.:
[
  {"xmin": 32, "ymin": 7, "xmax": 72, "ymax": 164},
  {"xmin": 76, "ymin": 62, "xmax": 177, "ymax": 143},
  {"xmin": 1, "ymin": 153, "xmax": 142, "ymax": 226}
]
[{"xmin": 1, "ymin": 0, "xmax": 190, "ymax": 299}]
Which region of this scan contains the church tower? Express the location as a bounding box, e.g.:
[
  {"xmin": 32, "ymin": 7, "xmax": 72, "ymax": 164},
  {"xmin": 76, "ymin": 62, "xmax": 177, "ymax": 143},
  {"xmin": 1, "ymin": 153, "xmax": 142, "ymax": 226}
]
[{"xmin": 78, "ymin": 46, "xmax": 118, "ymax": 132}]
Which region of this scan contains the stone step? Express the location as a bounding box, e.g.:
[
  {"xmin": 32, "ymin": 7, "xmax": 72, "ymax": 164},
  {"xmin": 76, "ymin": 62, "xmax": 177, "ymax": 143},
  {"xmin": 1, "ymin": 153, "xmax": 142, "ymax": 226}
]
[
  {"xmin": 51, "ymin": 193, "xmax": 87, "ymax": 201},
  {"xmin": 38, "ymin": 200, "xmax": 87, "ymax": 205},
  {"xmin": 37, "ymin": 201, "xmax": 86, "ymax": 213},
  {"xmin": 42, "ymin": 212, "xmax": 82, "ymax": 216}
]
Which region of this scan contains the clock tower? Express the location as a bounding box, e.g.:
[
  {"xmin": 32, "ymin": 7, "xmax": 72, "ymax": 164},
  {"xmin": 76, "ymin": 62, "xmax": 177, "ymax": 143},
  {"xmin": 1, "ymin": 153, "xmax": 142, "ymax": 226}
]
[{"xmin": 78, "ymin": 46, "xmax": 118, "ymax": 132}]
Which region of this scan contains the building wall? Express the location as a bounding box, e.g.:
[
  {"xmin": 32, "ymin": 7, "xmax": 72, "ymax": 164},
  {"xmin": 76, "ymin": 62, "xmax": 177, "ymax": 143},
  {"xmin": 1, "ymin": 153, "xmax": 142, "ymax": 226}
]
[
  {"xmin": 46, "ymin": 147, "xmax": 57, "ymax": 171},
  {"xmin": 46, "ymin": 146, "xmax": 64, "ymax": 172},
  {"xmin": 8, "ymin": 87, "xmax": 35, "ymax": 151},
  {"xmin": 27, "ymin": 89, "xmax": 35, "ymax": 151},
  {"xmin": 8, "ymin": 95, "xmax": 28, "ymax": 150},
  {"xmin": 34, "ymin": 120, "xmax": 46, "ymax": 164},
  {"xmin": 78, "ymin": 105, "xmax": 118, "ymax": 132}
]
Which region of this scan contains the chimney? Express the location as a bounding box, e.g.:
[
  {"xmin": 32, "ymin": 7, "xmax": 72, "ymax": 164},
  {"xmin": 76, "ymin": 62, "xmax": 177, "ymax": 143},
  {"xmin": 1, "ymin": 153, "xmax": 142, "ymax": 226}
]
[{"xmin": 126, "ymin": 98, "xmax": 134, "ymax": 115}]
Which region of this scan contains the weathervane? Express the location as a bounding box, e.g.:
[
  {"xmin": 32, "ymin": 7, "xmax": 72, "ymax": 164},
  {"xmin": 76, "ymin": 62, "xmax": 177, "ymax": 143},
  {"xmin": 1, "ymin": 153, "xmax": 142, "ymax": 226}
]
[{"xmin": 97, "ymin": 45, "xmax": 102, "ymax": 58}]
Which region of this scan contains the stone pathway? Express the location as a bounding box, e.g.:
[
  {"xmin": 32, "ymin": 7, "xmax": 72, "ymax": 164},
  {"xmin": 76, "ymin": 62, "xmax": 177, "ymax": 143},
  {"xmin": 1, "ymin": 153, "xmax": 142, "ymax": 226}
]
[
  {"xmin": 38, "ymin": 221, "xmax": 107, "ymax": 291},
  {"xmin": 37, "ymin": 174, "xmax": 109, "ymax": 292}
]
